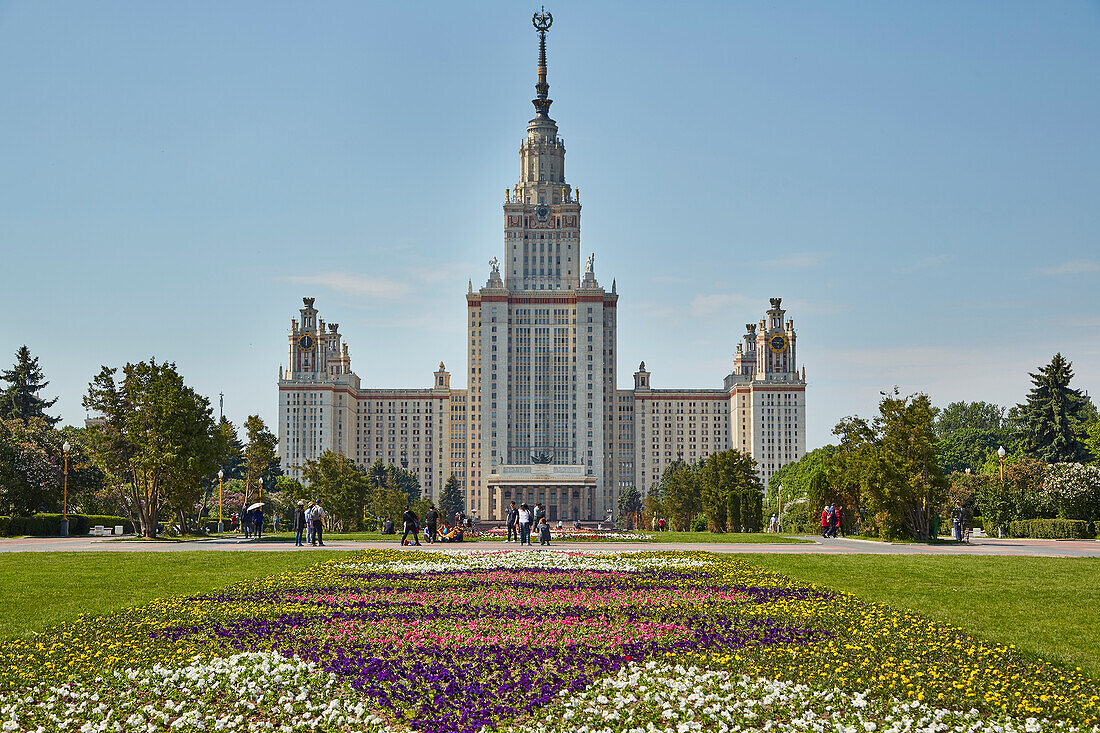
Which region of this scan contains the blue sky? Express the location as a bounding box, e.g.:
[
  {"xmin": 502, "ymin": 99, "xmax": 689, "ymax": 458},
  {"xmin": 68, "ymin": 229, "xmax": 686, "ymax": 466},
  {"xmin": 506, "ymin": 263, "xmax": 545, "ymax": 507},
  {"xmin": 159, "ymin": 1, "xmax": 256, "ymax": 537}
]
[{"xmin": 1, "ymin": 1, "xmax": 1098, "ymax": 449}]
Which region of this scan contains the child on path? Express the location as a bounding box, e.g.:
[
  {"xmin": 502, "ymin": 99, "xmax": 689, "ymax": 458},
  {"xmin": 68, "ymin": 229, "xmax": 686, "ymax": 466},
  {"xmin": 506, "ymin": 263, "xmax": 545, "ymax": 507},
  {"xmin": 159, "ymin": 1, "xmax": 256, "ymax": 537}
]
[{"xmin": 538, "ymin": 517, "xmax": 552, "ymax": 546}]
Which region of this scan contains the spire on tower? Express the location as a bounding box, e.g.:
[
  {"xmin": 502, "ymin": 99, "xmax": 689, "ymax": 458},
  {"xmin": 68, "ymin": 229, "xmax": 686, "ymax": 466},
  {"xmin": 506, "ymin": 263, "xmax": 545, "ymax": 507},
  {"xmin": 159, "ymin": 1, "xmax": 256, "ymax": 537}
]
[{"xmin": 532, "ymin": 8, "xmax": 553, "ymax": 118}]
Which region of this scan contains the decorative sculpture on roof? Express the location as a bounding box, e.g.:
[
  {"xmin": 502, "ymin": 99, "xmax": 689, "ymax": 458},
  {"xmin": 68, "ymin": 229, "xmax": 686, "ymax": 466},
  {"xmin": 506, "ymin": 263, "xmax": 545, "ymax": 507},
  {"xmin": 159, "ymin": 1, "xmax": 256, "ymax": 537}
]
[
  {"xmin": 303, "ymin": 297, "xmax": 315, "ymax": 309},
  {"xmin": 489, "ymin": 256, "xmax": 500, "ymax": 274},
  {"xmin": 585, "ymin": 253, "xmax": 594, "ymax": 274},
  {"xmin": 530, "ymin": 449, "xmax": 553, "ymax": 464}
]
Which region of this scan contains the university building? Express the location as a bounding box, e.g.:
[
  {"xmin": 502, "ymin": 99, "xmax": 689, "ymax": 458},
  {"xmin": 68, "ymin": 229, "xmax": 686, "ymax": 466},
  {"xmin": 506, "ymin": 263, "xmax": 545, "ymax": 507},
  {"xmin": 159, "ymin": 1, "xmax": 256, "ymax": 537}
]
[{"xmin": 277, "ymin": 14, "xmax": 806, "ymax": 521}]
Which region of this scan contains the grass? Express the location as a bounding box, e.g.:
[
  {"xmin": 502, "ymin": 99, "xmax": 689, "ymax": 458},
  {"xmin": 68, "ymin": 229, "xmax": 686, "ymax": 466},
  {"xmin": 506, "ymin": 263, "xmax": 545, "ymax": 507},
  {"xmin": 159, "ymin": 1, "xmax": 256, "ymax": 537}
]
[
  {"xmin": 0, "ymin": 551, "xmax": 355, "ymax": 638},
  {"xmin": 738, "ymin": 554, "xmax": 1100, "ymax": 678}
]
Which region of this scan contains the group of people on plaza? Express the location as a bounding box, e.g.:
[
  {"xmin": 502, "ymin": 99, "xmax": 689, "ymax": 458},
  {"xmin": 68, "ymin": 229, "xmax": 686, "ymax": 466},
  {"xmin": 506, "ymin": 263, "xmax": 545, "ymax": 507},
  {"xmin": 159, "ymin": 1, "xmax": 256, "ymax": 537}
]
[
  {"xmin": 505, "ymin": 501, "xmax": 554, "ymax": 546},
  {"xmin": 388, "ymin": 505, "xmax": 467, "ymax": 545},
  {"xmin": 292, "ymin": 500, "xmax": 327, "ymax": 547},
  {"xmin": 820, "ymin": 503, "xmax": 845, "ymax": 538}
]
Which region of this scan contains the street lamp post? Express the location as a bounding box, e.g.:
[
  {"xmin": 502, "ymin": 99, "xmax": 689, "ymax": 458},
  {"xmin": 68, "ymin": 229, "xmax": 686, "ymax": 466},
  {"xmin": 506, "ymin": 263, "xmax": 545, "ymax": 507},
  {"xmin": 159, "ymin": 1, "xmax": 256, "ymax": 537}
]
[
  {"xmin": 217, "ymin": 469, "xmax": 224, "ymax": 533},
  {"xmin": 60, "ymin": 441, "xmax": 71, "ymax": 537},
  {"xmin": 777, "ymin": 483, "xmax": 782, "ymax": 533},
  {"xmin": 997, "ymin": 445, "xmax": 1007, "ymax": 538}
]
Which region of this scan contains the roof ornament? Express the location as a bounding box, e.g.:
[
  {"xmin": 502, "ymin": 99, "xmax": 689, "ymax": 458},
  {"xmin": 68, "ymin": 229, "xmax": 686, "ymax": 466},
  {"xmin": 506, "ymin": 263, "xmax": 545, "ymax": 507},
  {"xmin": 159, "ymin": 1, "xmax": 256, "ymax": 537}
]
[{"xmin": 532, "ymin": 8, "xmax": 553, "ymax": 118}]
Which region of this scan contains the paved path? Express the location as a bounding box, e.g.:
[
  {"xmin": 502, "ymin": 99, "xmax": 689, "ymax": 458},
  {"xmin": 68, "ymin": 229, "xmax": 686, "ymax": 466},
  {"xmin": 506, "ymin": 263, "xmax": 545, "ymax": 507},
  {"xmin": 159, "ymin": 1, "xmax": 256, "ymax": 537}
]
[{"xmin": 1, "ymin": 535, "xmax": 1098, "ymax": 557}]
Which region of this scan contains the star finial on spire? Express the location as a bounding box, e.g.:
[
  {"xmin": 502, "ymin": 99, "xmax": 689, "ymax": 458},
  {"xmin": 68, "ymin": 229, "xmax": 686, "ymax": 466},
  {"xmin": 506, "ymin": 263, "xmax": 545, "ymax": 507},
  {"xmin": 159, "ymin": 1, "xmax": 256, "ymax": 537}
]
[{"xmin": 532, "ymin": 8, "xmax": 553, "ymax": 118}]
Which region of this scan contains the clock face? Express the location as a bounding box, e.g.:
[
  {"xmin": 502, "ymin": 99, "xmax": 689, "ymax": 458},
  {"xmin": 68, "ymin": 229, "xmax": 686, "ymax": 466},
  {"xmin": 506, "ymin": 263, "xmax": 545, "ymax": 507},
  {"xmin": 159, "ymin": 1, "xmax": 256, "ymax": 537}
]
[
  {"xmin": 768, "ymin": 333, "xmax": 788, "ymax": 353},
  {"xmin": 535, "ymin": 204, "xmax": 550, "ymax": 221},
  {"xmin": 297, "ymin": 334, "xmax": 315, "ymax": 351}
]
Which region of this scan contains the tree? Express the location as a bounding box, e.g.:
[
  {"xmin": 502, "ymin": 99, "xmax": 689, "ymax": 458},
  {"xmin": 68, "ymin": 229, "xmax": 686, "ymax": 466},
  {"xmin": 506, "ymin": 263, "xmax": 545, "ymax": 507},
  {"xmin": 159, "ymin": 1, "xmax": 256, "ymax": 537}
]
[
  {"xmin": 1016, "ymin": 354, "xmax": 1092, "ymax": 464},
  {"xmin": 827, "ymin": 390, "xmax": 947, "ymax": 540},
  {"xmin": 82, "ymin": 360, "xmax": 220, "ymax": 537},
  {"xmin": 660, "ymin": 460, "xmax": 700, "ymax": 531},
  {"xmin": 438, "ymin": 473, "xmax": 463, "ymax": 522},
  {"xmin": 616, "ymin": 486, "xmax": 642, "ymax": 529},
  {"xmin": 241, "ymin": 415, "xmax": 279, "ymax": 513},
  {"xmin": 934, "ymin": 428, "xmax": 1005, "ymax": 475},
  {"xmin": 1, "ymin": 346, "xmax": 59, "ymax": 426},
  {"xmin": 974, "ymin": 456, "xmax": 1047, "ymax": 535},
  {"xmin": 765, "ymin": 445, "xmax": 836, "ymax": 509},
  {"xmin": 934, "ymin": 401, "xmax": 1005, "ymax": 438},
  {"xmin": 298, "ymin": 450, "xmax": 370, "ymax": 531},
  {"xmin": 698, "ymin": 450, "xmax": 763, "ymax": 532}
]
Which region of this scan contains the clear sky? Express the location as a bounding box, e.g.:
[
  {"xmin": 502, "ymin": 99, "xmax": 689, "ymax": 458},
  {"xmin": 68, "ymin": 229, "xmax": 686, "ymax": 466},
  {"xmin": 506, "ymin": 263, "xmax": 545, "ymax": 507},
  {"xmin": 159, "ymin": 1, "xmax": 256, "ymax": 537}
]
[{"xmin": 1, "ymin": 1, "xmax": 1098, "ymax": 449}]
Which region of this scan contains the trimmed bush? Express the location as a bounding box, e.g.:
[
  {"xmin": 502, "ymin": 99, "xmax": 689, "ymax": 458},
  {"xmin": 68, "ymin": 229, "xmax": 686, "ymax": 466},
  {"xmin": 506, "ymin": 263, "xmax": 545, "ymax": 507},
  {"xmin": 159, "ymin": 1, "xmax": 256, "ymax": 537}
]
[
  {"xmin": 3, "ymin": 514, "xmax": 135, "ymax": 537},
  {"xmin": 0, "ymin": 516, "xmax": 9, "ymax": 536},
  {"xmin": 1007, "ymin": 518, "xmax": 1094, "ymax": 540}
]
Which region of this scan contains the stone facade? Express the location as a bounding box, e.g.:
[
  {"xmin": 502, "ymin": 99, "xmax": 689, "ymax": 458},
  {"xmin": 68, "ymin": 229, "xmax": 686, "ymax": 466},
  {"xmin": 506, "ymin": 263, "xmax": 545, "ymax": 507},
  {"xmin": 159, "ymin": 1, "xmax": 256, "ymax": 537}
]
[{"xmin": 276, "ymin": 19, "xmax": 806, "ymax": 519}]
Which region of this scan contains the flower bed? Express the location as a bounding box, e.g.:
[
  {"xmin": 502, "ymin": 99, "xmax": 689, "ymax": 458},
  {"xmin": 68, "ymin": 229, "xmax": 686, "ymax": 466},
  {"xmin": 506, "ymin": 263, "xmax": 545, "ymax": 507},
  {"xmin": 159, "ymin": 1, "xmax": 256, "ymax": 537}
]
[
  {"xmin": 0, "ymin": 550, "xmax": 1096, "ymax": 732},
  {"xmin": 480, "ymin": 526, "xmax": 655, "ymax": 541}
]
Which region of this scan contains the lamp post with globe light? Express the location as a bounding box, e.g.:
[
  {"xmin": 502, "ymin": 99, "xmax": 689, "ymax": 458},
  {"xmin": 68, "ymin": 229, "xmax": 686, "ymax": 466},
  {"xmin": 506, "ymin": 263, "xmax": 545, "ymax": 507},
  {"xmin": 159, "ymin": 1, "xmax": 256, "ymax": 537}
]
[
  {"xmin": 217, "ymin": 469, "xmax": 224, "ymax": 533},
  {"xmin": 60, "ymin": 441, "xmax": 71, "ymax": 537},
  {"xmin": 997, "ymin": 445, "xmax": 1006, "ymax": 484}
]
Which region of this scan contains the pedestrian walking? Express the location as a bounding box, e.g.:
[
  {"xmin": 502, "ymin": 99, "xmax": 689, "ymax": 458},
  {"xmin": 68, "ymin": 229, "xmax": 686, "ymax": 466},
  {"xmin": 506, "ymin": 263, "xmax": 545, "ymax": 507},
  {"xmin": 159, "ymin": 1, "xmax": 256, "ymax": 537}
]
[
  {"xmin": 244, "ymin": 509, "xmax": 253, "ymax": 539},
  {"xmin": 953, "ymin": 503, "xmax": 965, "ymax": 542},
  {"xmin": 506, "ymin": 501, "xmax": 519, "ymax": 543},
  {"xmin": 272, "ymin": 514, "xmax": 280, "ymax": 533},
  {"xmin": 254, "ymin": 508, "xmax": 263, "ymax": 539},
  {"xmin": 820, "ymin": 505, "xmax": 830, "ymax": 538},
  {"xmin": 424, "ymin": 505, "xmax": 439, "ymax": 544},
  {"xmin": 827, "ymin": 504, "xmax": 839, "ymax": 539},
  {"xmin": 518, "ymin": 503, "xmax": 532, "ymax": 546},
  {"xmin": 310, "ymin": 500, "xmax": 326, "ymax": 546},
  {"xmin": 401, "ymin": 505, "xmax": 422, "ymax": 546},
  {"xmin": 293, "ymin": 500, "xmax": 307, "ymax": 547}
]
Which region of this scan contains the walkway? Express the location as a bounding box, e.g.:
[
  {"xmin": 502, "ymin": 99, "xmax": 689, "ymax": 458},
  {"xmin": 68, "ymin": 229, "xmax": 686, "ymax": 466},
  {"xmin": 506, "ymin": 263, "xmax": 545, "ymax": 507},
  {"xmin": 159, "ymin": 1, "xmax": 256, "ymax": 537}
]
[{"xmin": 1, "ymin": 535, "xmax": 1098, "ymax": 557}]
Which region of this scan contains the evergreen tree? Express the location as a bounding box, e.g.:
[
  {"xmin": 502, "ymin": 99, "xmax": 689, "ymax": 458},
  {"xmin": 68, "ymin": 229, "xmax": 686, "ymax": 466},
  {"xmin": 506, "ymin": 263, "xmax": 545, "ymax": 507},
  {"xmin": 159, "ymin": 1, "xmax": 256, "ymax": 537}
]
[
  {"xmin": 1, "ymin": 346, "xmax": 59, "ymax": 426},
  {"xmin": 242, "ymin": 415, "xmax": 279, "ymax": 510},
  {"xmin": 615, "ymin": 485, "xmax": 642, "ymax": 528},
  {"xmin": 1017, "ymin": 354, "xmax": 1092, "ymax": 464},
  {"xmin": 439, "ymin": 473, "xmax": 464, "ymax": 521}
]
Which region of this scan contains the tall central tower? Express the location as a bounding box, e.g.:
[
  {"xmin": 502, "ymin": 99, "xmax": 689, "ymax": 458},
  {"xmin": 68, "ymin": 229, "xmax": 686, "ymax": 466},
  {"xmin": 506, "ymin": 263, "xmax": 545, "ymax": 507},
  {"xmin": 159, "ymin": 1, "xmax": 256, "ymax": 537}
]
[
  {"xmin": 466, "ymin": 10, "xmax": 617, "ymax": 522},
  {"xmin": 503, "ymin": 10, "xmax": 582, "ymax": 291}
]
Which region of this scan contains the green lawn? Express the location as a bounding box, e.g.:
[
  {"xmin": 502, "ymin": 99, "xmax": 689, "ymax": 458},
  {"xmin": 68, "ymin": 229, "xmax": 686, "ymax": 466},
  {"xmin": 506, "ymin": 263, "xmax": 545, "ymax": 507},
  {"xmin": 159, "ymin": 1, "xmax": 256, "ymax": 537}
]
[
  {"xmin": 0, "ymin": 551, "xmax": 355, "ymax": 637},
  {"xmin": 738, "ymin": 554, "xmax": 1100, "ymax": 678}
]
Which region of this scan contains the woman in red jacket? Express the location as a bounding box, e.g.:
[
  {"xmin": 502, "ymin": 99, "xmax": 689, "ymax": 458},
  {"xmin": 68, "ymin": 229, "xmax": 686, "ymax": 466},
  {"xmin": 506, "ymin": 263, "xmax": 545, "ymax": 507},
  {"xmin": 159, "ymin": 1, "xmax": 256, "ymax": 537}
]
[{"xmin": 821, "ymin": 506, "xmax": 831, "ymax": 538}]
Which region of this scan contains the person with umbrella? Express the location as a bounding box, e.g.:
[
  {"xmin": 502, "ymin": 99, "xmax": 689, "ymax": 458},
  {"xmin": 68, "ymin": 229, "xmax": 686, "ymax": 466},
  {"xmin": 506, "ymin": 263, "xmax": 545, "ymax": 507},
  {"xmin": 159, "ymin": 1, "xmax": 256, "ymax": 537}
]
[{"xmin": 246, "ymin": 501, "xmax": 264, "ymax": 539}]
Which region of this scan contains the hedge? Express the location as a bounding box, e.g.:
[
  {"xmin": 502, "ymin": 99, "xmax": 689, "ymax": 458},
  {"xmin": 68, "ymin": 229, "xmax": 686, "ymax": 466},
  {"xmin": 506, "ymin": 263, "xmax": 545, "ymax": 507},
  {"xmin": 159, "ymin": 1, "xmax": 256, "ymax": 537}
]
[
  {"xmin": 0, "ymin": 514, "xmax": 135, "ymax": 537},
  {"xmin": 1007, "ymin": 518, "xmax": 1094, "ymax": 540}
]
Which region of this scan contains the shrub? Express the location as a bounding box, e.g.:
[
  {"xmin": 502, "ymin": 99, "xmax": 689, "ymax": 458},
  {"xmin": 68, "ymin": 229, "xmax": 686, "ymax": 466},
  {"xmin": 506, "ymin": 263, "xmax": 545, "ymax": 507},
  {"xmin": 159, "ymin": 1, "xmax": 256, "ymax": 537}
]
[
  {"xmin": 691, "ymin": 514, "xmax": 707, "ymax": 532},
  {"xmin": 0, "ymin": 516, "xmax": 9, "ymax": 535},
  {"xmin": 3, "ymin": 514, "xmax": 134, "ymax": 537},
  {"xmin": 1007, "ymin": 518, "xmax": 1094, "ymax": 539}
]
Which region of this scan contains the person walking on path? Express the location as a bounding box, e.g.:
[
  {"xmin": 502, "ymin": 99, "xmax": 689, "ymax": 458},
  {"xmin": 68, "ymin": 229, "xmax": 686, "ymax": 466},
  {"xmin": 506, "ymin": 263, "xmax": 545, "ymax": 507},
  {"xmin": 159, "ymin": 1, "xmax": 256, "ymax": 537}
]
[
  {"xmin": 293, "ymin": 501, "xmax": 307, "ymax": 547},
  {"xmin": 953, "ymin": 503, "xmax": 965, "ymax": 542},
  {"xmin": 310, "ymin": 500, "xmax": 326, "ymax": 546},
  {"xmin": 254, "ymin": 508, "xmax": 263, "ymax": 539},
  {"xmin": 243, "ymin": 509, "xmax": 253, "ymax": 539},
  {"xmin": 401, "ymin": 505, "xmax": 422, "ymax": 546},
  {"xmin": 835, "ymin": 506, "xmax": 845, "ymax": 537},
  {"xmin": 538, "ymin": 517, "xmax": 552, "ymax": 546},
  {"xmin": 272, "ymin": 514, "xmax": 280, "ymax": 533},
  {"xmin": 827, "ymin": 504, "xmax": 839, "ymax": 539},
  {"xmin": 518, "ymin": 503, "xmax": 532, "ymax": 546},
  {"xmin": 424, "ymin": 505, "xmax": 439, "ymax": 545},
  {"xmin": 820, "ymin": 505, "xmax": 831, "ymax": 538},
  {"xmin": 506, "ymin": 501, "xmax": 519, "ymax": 543}
]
